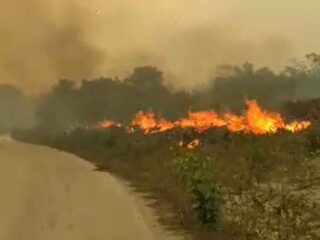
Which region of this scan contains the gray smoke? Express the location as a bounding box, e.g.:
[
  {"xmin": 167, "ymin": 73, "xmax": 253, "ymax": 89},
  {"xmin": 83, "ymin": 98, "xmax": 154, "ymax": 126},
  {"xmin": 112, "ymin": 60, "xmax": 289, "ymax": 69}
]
[{"xmin": 0, "ymin": 0, "xmax": 295, "ymax": 94}]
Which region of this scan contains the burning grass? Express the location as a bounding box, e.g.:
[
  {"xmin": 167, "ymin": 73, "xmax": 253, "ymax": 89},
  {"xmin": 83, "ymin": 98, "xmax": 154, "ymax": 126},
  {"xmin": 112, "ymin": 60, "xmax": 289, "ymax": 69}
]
[{"xmin": 96, "ymin": 100, "xmax": 311, "ymax": 137}]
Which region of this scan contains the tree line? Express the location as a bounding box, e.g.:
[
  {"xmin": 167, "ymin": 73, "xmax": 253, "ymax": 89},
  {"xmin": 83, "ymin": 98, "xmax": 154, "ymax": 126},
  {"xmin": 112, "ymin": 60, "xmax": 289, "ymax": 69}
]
[{"xmin": 2, "ymin": 53, "xmax": 320, "ymax": 133}]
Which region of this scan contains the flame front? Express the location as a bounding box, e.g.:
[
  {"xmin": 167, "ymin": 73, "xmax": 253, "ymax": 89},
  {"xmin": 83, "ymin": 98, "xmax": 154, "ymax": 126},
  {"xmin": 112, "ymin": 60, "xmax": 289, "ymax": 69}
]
[
  {"xmin": 177, "ymin": 111, "xmax": 226, "ymax": 133},
  {"xmin": 96, "ymin": 100, "xmax": 311, "ymax": 135},
  {"xmin": 223, "ymin": 100, "xmax": 286, "ymax": 134},
  {"xmin": 224, "ymin": 100, "xmax": 312, "ymax": 134},
  {"xmin": 131, "ymin": 111, "xmax": 175, "ymax": 134},
  {"xmin": 244, "ymin": 100, "xmax": 285, "ymax": 134},
  {"xmin": 131, "ymin": 111, "xmax": 157, "ymax": 134}
]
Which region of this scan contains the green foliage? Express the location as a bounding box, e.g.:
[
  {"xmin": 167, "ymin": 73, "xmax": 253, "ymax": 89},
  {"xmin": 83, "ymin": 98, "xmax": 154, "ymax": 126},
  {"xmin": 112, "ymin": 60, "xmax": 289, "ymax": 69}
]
[{"xmin": 172, "ymin": 151, "xmax": 220, "ymax": 227}]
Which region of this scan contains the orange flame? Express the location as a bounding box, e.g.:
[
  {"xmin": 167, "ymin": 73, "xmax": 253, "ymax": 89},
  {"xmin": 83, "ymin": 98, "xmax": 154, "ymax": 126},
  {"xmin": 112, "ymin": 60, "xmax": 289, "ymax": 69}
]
[
  {"xmin": 96, "ymin": 120, "xmax": 121, "ymax": 129},
  {"xmin": 186, "ymin": 139, "xmax": 201, "ymax": 149},
  {"xmin": 285, "ymin": 121, "xmax": 311, "ymax": 133},
  {"xmin": 131, "ymin": 111, "xmax": 175, "ymax": 134},
  {"xmin": 244, "ymin": 100, "xmax": 285, "ymax": 134},
  {"xmin": 177, "ymin": 111, "xmax": 226, "ymax": 133},
  {"xmin": 178, "ymin": 139, "xmax": 201, "ymax": 149},
  {"xmin": 131, "ymin": 111, "xmax": 157, "ymax": 134},
  {"xmin": 157, "ymin": 118, "xmax": 176, "ymax": 132},
  {"xmin": 223, "ymin": 113, "xmax": 246, "ymax": 132},
  {"xmin": 96, "ymin": 100, "xmax": 311, "ymax": 135},
  {"xmin": 224, "ymin": 100, "xmax": 311, "ymax": 135}
]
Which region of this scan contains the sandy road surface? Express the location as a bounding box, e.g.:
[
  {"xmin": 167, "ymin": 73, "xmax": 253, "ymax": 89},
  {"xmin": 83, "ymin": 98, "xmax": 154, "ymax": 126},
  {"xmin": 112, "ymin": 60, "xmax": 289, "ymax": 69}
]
[{"xmin": 0, "ymin": 136, "xmax": 184, "ymax": 240}]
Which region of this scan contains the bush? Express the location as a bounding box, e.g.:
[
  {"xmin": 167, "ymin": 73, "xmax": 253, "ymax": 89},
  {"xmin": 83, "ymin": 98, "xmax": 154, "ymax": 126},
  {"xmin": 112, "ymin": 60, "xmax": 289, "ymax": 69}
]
[{"xmin": 172, "ymin": 151, "xmax": 221, "ymax": 227}]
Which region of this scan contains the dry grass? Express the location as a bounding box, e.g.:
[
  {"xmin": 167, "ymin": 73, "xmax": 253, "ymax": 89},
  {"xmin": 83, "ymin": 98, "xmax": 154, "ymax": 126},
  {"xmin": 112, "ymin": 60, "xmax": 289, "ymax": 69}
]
[
  {"xmin": 223, "ymin": 184, "xmax": 320, "ymax": 240},
  {"xmin": 12, "ymin": 128, "xmax": 320, "ymax": 240}
]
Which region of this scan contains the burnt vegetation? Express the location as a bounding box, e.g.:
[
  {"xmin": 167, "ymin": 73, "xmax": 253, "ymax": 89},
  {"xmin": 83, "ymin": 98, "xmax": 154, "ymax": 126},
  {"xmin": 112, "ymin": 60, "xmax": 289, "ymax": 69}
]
[{"xmin": 8, "ymin": 54, "xmax": 320, "ymax": 239}]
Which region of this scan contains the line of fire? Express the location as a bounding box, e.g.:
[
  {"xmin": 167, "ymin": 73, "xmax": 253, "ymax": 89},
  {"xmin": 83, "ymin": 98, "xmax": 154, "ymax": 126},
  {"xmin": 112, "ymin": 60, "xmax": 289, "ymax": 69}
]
[{"xmin": 91, "ymin": 99, "xmax": 311, "ymax": 149}]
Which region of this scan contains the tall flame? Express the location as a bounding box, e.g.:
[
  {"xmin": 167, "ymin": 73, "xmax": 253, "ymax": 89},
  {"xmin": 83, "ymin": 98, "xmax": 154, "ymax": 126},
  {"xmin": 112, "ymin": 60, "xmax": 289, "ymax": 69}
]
[
  {"xmin": 177, "ymin": 111, "xmax": 226, "ymax": 133},
  {"xmin": 131, "ymin": 111, "xmax": 175, "ymax": 134},
  {"xmin": 224, "ymin": 100, "xmax": 311, "ymax": 134},
  {"xmin": 131, "ymin": 111, "xmax": 157, "ymax": 134},
  {"xmin": 96, "ymin": 100, "xmax": 311, "ymax": 135}
]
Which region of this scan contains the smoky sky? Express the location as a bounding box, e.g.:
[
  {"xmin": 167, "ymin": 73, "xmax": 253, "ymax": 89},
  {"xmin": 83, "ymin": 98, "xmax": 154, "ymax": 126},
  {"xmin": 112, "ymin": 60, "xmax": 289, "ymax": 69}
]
[{"xmin": 1, "ymin": 0, "xmax": 320, "ymax": 94}]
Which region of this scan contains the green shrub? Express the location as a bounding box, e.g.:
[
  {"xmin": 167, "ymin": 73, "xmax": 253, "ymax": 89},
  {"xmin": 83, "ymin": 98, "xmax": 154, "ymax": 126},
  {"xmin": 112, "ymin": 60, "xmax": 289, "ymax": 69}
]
[{"xmin": 172, "ymin": 151, "xmax": 221, "ymax": 227}]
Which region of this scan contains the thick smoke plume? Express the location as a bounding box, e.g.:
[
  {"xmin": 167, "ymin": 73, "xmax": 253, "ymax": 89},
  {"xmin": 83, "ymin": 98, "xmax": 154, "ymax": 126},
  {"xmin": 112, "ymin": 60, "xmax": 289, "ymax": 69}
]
[
  {"xmin": 0, "ymin": 0, "xmax": 295, "ymax": 94},
  {"xmin": 0, "ymin": 0, "xmax": 104, "ymax": 94}
]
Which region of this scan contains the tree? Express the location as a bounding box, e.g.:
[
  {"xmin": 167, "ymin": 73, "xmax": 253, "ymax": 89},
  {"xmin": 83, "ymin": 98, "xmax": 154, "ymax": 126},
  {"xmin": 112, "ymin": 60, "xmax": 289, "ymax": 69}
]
[{"xmin": 0, "ymin": 84, "xmax": 33, "ymax": 133}]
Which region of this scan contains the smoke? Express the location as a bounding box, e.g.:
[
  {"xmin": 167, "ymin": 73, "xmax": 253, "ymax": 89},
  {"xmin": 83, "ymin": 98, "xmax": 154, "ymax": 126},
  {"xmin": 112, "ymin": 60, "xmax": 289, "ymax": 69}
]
[
  {"xmin": 0, "ymin": 0, "xmax": 104, "ymax": 94},
  {"xmin": 157, "ymin": 26, "xmax": 292, "ymax": 89},
  {"xmin": 91, "ymin": 0, "xmax": 294, "ymax": 89},
  {"xmin": 0, "ymin": 0, "xmax": 301, "ymax": 94}
]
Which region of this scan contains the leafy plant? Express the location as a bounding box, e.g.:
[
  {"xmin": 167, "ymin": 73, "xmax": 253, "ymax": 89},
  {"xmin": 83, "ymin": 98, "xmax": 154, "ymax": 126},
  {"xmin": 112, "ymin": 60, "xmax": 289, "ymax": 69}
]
[{"xmin": 172, "ymin": 151, "xmax": 221, "ymax": 227}]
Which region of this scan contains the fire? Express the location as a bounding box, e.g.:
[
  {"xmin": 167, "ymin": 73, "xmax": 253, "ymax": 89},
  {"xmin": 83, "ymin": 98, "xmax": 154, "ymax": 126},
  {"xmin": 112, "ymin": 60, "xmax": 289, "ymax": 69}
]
[
  {"xmin": 131, "ymin": 111, "xmax": 175, "ymax": 134},
  {"xmin": 131, "ymin": 111, "xmax": 157, "ymax": 134},
  {"xmin": 177, "ymin": 111, "xmax": 226, "ymax": 133},
  {"xmin": 224, "ymin": 113, "xmax": 246, "ymax": 132},
  {"xmin": 285, "ymin": 121, "xmax": 311, "ymax": 133},
  {"xmin": 178, "ymin": 139, "xmax": 201, "ymax": 149},
  {"xmin": 244, "ymin": 100, "xmax": 285, "ymax": 134},
  {"xmin": 158, "ymin": 118, "xmax": 175, "ymax": 132},
  {"xmin": 96, "ymin": 100, "xmax": 311, "ymax": 135},
  {"xmin": 96, "ymin": 120, "xmax": 121, "ymax": 129},
  {"xmin": 186, "ymin": 139, "xmax": 201, "ymax": 149},
  {"xmin": 222, "ymin": 100, "xmax": 286, "ymax": 134},
  {"xmin": 224, "ymin": 100, "xmax": 311, "ymax": 135}
]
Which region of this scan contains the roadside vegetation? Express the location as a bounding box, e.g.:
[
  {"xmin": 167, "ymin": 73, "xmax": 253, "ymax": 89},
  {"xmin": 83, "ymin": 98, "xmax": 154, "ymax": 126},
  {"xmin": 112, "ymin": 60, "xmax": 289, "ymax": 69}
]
[
  {"xmin": 11, "ymin": 54, "xmax": 320, "ymax": 239},
  {"xmin": 13, "ymin": 126, "xmax": 320, "ymax": 239}
]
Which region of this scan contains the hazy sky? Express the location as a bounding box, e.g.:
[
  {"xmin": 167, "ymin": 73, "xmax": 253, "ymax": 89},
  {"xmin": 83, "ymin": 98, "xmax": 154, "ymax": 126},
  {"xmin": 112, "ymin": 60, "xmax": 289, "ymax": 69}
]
[{"xmin": 1, "ymin": 0, "xmax": 320, "ymax": 94}]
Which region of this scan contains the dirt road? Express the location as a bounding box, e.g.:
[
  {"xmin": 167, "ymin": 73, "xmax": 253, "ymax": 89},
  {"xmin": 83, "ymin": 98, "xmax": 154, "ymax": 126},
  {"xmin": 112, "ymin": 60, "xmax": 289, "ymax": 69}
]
[{"xmin": 0, "ymin": 136, "xmax": 184, "ymax": 240}]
